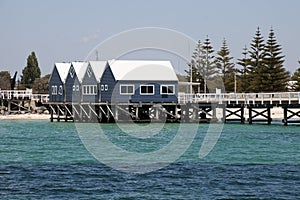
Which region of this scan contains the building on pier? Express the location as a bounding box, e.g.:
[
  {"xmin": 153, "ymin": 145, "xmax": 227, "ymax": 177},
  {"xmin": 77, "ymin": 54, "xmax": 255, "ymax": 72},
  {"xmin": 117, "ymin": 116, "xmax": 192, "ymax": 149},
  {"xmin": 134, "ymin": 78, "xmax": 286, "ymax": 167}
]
[
  {"xmin": 45, "ymin": 59, "xmax": 300, "ymax": 125},
  {"xmin": 48, "ymin": 62, "xmax": 70, "ymax": 102},
  {"xmin": 101, "ymin": 60, "xmax": 178, "ymax": 103}
]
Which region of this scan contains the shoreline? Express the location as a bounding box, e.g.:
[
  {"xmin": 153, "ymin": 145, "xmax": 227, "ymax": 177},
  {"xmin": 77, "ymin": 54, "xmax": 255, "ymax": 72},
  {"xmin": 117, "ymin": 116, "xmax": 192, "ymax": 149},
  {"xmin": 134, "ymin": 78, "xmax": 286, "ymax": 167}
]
[{"xmin": 0, "ymin": 113, "xmax": 50, "ymax": 120}]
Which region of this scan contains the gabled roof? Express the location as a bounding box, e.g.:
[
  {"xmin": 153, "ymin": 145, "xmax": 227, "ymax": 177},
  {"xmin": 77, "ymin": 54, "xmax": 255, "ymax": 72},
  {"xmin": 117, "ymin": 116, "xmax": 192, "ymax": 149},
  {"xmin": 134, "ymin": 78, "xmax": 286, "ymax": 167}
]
[
  {"xmin": 108, "ymin": 60, "xmax": 178, "ymax": 81},
  {"xmin": 88, "ymin": 61, "xmax": 107, "ymax": 82},
  {"xmin": 71, "ymin": 61, "xmax": 89, "ymax": 82},
  {"xmin": 54, "ymin": 62, "xmax": 71, "ymax": 84}
]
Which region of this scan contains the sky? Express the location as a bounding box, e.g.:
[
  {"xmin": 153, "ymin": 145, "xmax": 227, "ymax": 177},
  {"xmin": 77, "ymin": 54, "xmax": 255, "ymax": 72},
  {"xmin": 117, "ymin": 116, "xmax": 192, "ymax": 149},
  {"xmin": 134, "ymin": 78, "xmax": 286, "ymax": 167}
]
[{"xmin": 1, "ymin": 0, "xmax": 300, "ymax": 78}]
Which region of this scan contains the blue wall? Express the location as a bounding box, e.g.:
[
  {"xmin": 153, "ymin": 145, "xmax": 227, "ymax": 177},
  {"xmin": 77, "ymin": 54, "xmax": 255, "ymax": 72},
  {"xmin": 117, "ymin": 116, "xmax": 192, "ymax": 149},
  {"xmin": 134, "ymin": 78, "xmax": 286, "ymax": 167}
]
[
  {"xmin": 81, "ymin": 69, "xmax": 100, "ymax": 103},
  {"xmin": 100, "ymin": 67, "xmax": 116, "ymax": 102},
  {"xmin": 100, "ymin": 67, "xmax": 178, "ymax": 103},
  {"xmin": 65, "ymin": 70, "xmax": 81, "ymax": 103},
  {"xmin": 49, "ymin": 67, "xmax": 64, "ymax": 102},
  {"xmin": 113, "ymin": 81, "xmax": 178, "ymax": 103}
]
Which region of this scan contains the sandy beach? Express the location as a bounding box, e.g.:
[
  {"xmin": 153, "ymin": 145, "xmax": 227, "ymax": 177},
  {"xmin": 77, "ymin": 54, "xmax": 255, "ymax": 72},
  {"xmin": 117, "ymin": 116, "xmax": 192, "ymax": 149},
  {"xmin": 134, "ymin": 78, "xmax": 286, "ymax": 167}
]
[{"xmin": 0, "ymin": 113, "xmax": 51, "ymax": 120}]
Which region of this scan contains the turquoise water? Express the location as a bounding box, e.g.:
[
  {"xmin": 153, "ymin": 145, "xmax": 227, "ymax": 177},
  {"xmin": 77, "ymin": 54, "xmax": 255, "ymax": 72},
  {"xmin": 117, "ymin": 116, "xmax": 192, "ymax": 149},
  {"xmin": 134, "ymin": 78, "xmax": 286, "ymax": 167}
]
[{"xmin": 0, "ymin": 121, "xmax": 299, "ymax": 199}]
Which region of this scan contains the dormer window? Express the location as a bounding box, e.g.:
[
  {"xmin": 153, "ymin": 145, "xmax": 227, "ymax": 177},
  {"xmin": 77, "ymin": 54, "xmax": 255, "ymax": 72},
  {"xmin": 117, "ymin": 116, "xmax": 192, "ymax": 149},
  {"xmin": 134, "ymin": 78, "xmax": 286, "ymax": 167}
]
[
  {"xmin": 87, "ymin": 67, "xmax": 92, "ymax": 78},
  {"xmin": 70, "ymin": 67, "xmax": 75, "ymax": 78}
]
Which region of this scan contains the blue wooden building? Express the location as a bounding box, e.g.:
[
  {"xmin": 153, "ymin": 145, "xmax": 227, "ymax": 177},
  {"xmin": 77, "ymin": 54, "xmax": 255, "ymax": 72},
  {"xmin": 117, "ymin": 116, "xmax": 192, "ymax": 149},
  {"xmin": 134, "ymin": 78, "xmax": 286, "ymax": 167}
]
[
  {"xmin": 65, "ymin": 61, "xmax": 88, "ymax": 102},
  {"xmin": 100, "ymin": 60, "xmax": 178, "ymax": 103},
  {"xmin": 81, "ymin": 61, "xmax": 107, "ymax": 102},
  {"xmin": 48, "ymin": 62, "xmax": 71, "ymax": 102}
]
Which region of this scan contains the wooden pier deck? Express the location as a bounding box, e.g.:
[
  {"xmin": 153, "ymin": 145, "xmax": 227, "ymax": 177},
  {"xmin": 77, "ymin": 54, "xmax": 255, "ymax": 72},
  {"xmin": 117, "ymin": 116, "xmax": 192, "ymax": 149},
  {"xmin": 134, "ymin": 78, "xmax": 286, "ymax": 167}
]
[
  {"xmin": 42, "ymin": 92, "xmax": 300, "ymax": 126},
  {"xmin": 2, "ymin": 89, "xmax": 300, "ymax": 125}
]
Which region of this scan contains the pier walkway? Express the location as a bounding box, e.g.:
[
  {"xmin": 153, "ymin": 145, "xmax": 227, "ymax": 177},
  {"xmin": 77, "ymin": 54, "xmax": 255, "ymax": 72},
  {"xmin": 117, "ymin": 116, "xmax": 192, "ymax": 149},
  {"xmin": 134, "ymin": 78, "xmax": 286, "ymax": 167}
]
[
  {"xmin": 0, "ymin": 89, "xmax": 49, "ymax": 114},
  {"xmin": 1, "ymin": 89, "xmax": 300, "ymax": 125},
  {"xmin": 43, "ymin": 91, "xmax": 300, "ymax": 126}
]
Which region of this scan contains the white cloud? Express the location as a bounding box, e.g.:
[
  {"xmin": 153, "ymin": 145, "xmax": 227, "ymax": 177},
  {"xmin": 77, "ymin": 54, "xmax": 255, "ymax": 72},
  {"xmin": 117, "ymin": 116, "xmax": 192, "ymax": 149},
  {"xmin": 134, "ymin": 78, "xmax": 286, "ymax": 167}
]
[{"xmin": 81, "ymin": 30, "xmax": 101, "ymax": 43}]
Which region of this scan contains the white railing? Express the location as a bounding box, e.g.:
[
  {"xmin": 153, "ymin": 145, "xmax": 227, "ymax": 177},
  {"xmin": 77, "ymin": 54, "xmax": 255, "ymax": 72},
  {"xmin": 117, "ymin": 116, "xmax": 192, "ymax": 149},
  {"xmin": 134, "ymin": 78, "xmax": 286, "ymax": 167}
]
[
  {"xmin": 178, "ymin": 92, "xmax": 300, "ymax": 105},
  {"xmin": 0, "ymin": 89, "xmax": 49, "ymax": 103}
]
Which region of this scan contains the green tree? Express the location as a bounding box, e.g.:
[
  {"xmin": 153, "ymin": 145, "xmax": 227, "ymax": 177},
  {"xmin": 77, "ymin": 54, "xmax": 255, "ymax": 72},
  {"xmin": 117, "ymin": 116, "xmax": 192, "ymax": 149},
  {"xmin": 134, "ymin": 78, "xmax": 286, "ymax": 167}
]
[
  {"xmin": 32, "ymin": 74, "xmax": 51, "ymax": 94},
  {"xmin": 215, "ymin": 38, "xmax": 234, "ymax": 92},
  {"xmin": 248, "ymin": 27, "xmax": 267, "ymax": 92},
  {"xmin": 203, "ymin": 36, "xmax": 218, "ymax": 93},
  {"xmin": 290, "ymin": 61, "xmax": 300, "ymax": 91},
  {"xmin": 237, "ymin": 45, "xmax": 252, "ymax": 92},
  {"xmin": 0, "ymin": 71, "xmax": 11, "ymax": 90},
  {"xmin": 21, "ymin": 51, "xmax": 41, "ymax": 88},
  {"xmin": 185, "ymin": 40, "xmax": 206, "ymax": 93},
  {"xmin": 263, "ymin": 28, "xmax": 290, "ymax": 92}
]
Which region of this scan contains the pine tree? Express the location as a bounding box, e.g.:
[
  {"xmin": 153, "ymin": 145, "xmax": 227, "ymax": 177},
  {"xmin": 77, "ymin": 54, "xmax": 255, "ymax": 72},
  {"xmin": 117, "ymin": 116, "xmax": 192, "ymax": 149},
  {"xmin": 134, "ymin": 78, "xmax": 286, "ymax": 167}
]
[
  {"xmin": 237, "ymin": 45, "xmax": 252, "ymax": 92},
  {"xmin": 248, "ymin": 27, "xmax": 267, "ymax": 92},
  {"xmin": 21, "ymin": 51, "xmax": 41, "ymax": 88},
  {"xmin": 215, "ymin": 38, "xmax": 234, "ymax": 92},
  {"xmin": 291, "ymin": 66, "xmax": 300, "ymax": 91},
  {"xmin": 185, "ymin": 40, "xmax": 205, "ymax": 93},
  {"xmin": 202, "ymin": 36, "xmax": 218, "ymax": 93},
  {"xmin": 263, "ymin": 28, "xmax": 290, "ymax": 92}
]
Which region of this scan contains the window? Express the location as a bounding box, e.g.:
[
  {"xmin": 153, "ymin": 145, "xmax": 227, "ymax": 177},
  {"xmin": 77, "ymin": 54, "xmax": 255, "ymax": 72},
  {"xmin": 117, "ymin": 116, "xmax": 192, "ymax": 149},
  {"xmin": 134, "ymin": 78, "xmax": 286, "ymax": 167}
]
[
  {"xmin": 70, "ymin": 67, "xmax": 75, "ymax": 78},
  {"xmin": 51, "ymin": 86, "xmax": 57, "ymax": 95},
  {"xmin": 140, "ymin": 85, "xmax": 154, "ymax": 95},
  {"xmin": 76, "ymin": 85, "xmax": 79, "ymax": 91},
  {"xmin": 83, "ymin": 85, "xmax": 97, "ymax": 95},
  {"xmin": 58, "ymin": 85, "xmax": 63, "ymax": 95},
  {"xmin": 105, "ymin": 84, "xmax": 108, "ymax": 91},
  {"xmin": 87, "ymin": 67, "xmax": 92, "ymax": 78},
  {"xmin": 72, "ymin": 85, "xmax": 76, "ymax": 91},
  {"xmin": 120, "ymin": 85, "xmax": 134, "ymax": 95},
  {"xmin": 161, "ymin": 85, "xmax": 175, "ymax": 95},
  {"xmin": 100, "ymin": 84, "xmax": 104, "ymax": 91}
]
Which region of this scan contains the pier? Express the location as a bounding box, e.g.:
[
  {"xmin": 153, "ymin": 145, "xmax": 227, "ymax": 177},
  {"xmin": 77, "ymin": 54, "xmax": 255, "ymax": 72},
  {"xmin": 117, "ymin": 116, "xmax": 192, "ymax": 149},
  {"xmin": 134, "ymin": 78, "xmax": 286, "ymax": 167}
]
[
  {"xmin": 43, "ymin": 92, "xmax": 300, "ymax": 126},
  {"xmin": 0, "ymin": 89, "xmax": 49, "ymax": 114},
  {"xmin": 2, "ymin": 89, "xmax": 300, "ymax": 125}
]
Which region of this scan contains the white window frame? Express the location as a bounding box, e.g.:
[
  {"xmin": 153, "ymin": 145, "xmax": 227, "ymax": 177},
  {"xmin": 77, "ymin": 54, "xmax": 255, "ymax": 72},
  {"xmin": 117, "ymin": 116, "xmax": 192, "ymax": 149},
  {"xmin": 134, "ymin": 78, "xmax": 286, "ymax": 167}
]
[
  {"xmin": 70, "ymin": 67, "xmax": 75, "ymax": 78},
  {"xmin": 87, "ymin": 67, "xmax": 92, "ymax": 78},
  {"xmin": 52, "ymin": 85, "xmax": 57, "ymax": 95},
  {"xmin": 140, "ymin": 85, "xmax": 155, "ymax": 95},
  {"xmin": 120, "ymin": 84, "xmax": 135, "ymax": 95},
  {"xmin": 58, "ymin": 85, "xmax": 63, "ymax": 95},
  {"xmin": 76, "ymin": 85, "xmax": 79, "ymax": 91},
  {"xmin": 105, "ymin": 84, "xmax": 108, "ymax": 91},
  {"xmin": 100, "ymin": 84, "xmax": 104, "ymax": 91},
  {"xmin": 160, "ymin": 85, "xmax": 175, "ymax": 95},
  {"xmin": 82, "ymin": 85, "xmax": 97, "ymax": 95},
  {"xmin": 72, "ymin": 85, "xmax": 76, "ymax": 91}
]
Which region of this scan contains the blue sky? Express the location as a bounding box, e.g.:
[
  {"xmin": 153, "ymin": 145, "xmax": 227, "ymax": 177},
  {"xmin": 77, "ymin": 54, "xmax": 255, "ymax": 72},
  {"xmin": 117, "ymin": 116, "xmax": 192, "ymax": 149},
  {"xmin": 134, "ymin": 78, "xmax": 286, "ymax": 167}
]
[{"xmin": 1, "ymin": 0, "xmax": 300, "ymax": 77}]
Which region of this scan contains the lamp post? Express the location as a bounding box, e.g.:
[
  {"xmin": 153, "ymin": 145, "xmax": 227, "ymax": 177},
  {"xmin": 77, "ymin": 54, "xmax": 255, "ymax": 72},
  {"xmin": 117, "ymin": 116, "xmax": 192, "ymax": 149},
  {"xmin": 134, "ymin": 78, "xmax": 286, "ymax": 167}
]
[
  {"xmin": 234, "ymin": 68, "xmax": 237, "ymax": 93},
  {"xmin": 190, "ymin": 63, "xmax": 193, "ymax": 94}
]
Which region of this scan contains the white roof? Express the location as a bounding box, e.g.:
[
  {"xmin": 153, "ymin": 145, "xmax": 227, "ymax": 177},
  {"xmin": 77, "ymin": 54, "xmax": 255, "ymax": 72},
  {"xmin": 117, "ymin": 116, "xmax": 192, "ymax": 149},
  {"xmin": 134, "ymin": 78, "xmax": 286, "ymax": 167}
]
[
  {"xmin": 88, "ymin": 61, "xmax": 107, "ymax": 82},
  {"xmin": 54, "ymin": 62, "xmax": 71, "ymax": 84},
  {"xmin": 108, "ymin": 60, "xmax": 178, "ymax": 81},
  {"xmin": 71, "ymin": 61, "xmax": 89, "ymax": 82}
]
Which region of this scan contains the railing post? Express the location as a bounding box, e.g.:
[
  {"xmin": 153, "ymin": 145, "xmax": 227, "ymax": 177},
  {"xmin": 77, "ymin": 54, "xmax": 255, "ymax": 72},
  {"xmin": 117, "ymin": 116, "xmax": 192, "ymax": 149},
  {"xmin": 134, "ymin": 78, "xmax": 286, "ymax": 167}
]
[{"xmin": 279, "ymin": 93, "xmax": 282, "ymax": 104}]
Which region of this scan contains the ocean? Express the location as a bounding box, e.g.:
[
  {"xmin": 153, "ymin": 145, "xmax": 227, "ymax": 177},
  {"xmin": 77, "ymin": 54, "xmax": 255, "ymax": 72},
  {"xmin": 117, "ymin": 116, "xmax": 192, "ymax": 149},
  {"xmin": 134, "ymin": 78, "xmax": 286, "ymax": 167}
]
[{"xmin": 0, "ymin": 120, "xmax": 299, "ymax": 199}]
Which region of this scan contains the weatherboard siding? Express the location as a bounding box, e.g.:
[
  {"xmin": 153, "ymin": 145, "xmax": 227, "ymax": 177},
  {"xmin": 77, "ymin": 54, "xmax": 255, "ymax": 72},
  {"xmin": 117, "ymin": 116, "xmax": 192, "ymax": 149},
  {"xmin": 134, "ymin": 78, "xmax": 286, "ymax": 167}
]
[
  {"xmin": 100, "ymin": 66, "xmax": 116, "ymax": 102},
  {"xmin": 65, "ymin": 72, "xmax": 81, "ymax": 103},
  {"xmin": 49, "ymin": 67, "xmax": 64, "ymax": 102},
  {"xmin": 81, "ymin": 69, "xmax": 100, "ymax": 102}
]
